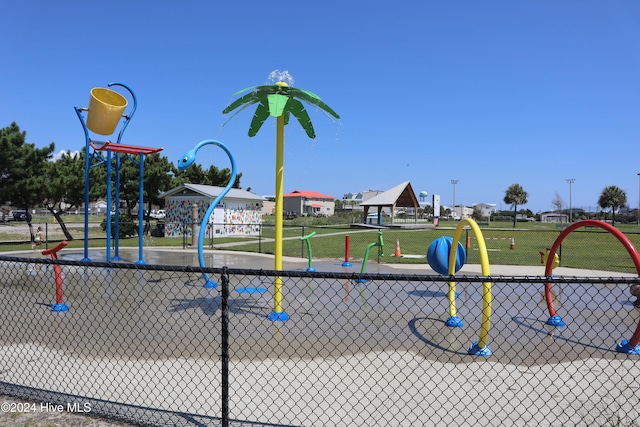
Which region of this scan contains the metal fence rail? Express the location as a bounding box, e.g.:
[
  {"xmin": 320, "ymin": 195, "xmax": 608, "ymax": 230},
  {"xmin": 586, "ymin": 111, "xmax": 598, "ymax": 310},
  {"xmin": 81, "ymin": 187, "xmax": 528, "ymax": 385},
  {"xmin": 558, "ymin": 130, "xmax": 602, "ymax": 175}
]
[{"xmin": 1, "ymin": 256, "xmax": 639, "ymax": 426}]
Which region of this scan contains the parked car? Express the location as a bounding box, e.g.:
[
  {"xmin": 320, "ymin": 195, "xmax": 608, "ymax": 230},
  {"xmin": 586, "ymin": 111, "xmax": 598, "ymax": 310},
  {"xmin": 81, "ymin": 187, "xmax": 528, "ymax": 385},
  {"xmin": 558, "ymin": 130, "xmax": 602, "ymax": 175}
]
[
  {"xmin": 150, "ymin": 209, "xmax": 166, "ymax": 220},
  {"xmin": 9, "ymin": 210, "xmax": 27, "ymax": 221}
]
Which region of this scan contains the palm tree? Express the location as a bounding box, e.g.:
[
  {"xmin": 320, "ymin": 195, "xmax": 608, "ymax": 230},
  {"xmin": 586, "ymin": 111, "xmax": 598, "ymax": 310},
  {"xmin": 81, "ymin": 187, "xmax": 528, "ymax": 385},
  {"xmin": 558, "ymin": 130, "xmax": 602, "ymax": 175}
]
[
  {"xmin": 222, "ymin": 72, "xmax": 339, "ymax": 321},
  {"xmin": 598, "ymin": 185, "xmax": 627, "ymax": 226},
  {"xmin": 503, "ymin": 183, "xmax": 528, "ymax": 228}
]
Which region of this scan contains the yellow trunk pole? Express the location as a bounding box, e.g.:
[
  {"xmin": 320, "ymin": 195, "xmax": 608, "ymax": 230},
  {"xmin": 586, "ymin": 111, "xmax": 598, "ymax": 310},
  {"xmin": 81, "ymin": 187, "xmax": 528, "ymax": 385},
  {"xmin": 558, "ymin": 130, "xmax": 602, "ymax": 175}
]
[
  {"xmin": 268, "ymin": 114, "xmax": 289, "ymax": 321},
  {"xmin": 449, "ymin": 219, "xmax": 493, "ymax": 356}
]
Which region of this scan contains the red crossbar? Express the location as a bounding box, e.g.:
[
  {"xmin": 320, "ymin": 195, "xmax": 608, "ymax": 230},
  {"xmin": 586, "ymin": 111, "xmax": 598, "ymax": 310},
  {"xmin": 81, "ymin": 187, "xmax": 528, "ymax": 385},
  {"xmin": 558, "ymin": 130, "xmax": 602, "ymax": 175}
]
[{"xmin": 90, "ymin": 140, "xmax": 163, "ymax": 155}]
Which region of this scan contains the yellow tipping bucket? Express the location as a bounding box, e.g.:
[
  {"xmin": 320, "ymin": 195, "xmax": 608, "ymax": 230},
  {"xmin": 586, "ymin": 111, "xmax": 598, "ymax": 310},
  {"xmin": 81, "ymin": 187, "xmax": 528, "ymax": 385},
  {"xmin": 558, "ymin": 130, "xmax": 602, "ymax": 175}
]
[{"xmin": 86, "ymin": 88, "xmax": 128, "ymax": 135}]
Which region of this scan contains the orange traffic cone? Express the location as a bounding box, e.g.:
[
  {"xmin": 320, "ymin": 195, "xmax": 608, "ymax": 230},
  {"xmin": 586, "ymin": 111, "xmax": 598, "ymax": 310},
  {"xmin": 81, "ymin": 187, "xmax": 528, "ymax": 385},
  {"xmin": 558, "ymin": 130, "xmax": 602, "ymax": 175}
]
[
  {"xmin": 510, "ymin": 237, "xmax": 515, "ymax": 250},
  {"xmin": 393, "ymin": 239, "xmax": 402, "ymax": 257},
  {"xmin": 466, "ymin": 235, "xmax": 471, "ymax": 249}
]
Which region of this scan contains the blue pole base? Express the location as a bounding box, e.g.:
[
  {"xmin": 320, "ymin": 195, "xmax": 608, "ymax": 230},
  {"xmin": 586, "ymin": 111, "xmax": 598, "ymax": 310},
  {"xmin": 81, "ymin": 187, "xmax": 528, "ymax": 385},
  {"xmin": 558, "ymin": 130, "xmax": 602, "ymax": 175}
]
[
  {"xmin": 468, "ymin": 341, "xmax": 492, "ymax": 356},
  {"xmin": 204, "ymin": 281, "xmax": 218, "ymax": 289},
  {"xmin": 306, "ymin": 267, "xmax": 316, "ymax": 272},
  {"xmin": 81, "ymin": 257, "xmax": 92, "ymax": 262},
  {"xmin": 616, "ymin": 340, "xmax": 640, "ymax": 355},
  {"xmin": 135, "ymin": 259, "xmax": 147, "ymax": 265},
  {"xmin": 342, "ymin": 261, "xmax": 352, "ymax": 267},
  {"xmin": 546, "ymin": 315, "xmax": 565, "ymax": 327},
  {"xmin": 112, "ymin": 256, "xmax": 122, "ymax": 261},
  {"xmin": 445, "ymin": 315, "xmax": 464, "ymax": 328},
  {"xmin": 51, "ymin": 303, "xmax": 69, "ymax": 312},
  {"xmin": 268, "ymin": 311, "xmax": 290, "ymax": 322},
  {"xmin": 354, "ymin": 279, "xmax": 367, "ymax": 284}
]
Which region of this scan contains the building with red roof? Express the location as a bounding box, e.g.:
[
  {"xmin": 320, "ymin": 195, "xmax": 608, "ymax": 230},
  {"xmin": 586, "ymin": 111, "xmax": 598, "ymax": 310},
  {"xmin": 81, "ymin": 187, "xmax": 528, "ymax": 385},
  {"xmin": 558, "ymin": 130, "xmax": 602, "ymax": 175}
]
[{"xmin": 283, "ymin": 190, "xmax": 335, "ymax": 217}]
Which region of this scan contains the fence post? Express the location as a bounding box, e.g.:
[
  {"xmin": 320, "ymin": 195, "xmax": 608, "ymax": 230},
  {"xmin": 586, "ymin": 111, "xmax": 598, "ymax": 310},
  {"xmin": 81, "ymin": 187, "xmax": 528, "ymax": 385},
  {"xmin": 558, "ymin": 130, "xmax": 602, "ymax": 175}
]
[
  {"xmin": 301, "ymin": 226, "xmax": 305, "ymax": 258},
  {"xmin": 192, "ymin": 203, "xmax": 199, "ymax": 248},
  {"xmin": 221, "ymin": 266, "xmax": 229, "ymax": 427}
]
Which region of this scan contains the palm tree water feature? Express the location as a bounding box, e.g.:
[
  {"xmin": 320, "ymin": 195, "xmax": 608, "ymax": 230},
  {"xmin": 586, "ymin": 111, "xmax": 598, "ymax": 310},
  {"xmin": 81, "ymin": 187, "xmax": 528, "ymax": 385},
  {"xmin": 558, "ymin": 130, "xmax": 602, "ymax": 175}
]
[
  {"xmin": 223, "ymin": 70, "xmax": 340, "ymax": 321},
  {"xmin": 177, "ymin": 139, "xmax": 237, "ymax": 288}
]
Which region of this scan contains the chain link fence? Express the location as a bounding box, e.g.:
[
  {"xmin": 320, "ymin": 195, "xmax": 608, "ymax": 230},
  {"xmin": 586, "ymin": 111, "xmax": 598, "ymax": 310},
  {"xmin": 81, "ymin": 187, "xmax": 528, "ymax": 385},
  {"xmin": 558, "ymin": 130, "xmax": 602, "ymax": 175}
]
[{"xmin": 1, "ymin": 255, "xmax": 639, "ymax": 426}]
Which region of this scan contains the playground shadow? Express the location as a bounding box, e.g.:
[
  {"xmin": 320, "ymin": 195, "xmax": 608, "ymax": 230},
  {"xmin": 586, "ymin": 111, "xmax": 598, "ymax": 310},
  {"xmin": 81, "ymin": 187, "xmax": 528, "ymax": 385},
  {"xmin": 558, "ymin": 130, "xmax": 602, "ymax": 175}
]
[
  {"xmin": 512, "ymin": 315, "xmax": 613, "ymax": 353},
  {"xmin": 408, "ymin": 316, "xmax": 469, "ymax": 355},
  {"xmin": 169, "ymin": 295, "xmax": 268, "ymax": 317},
  {"xmin": 408, "ymin": 289, "xmax": 447, "ymax": 298}
]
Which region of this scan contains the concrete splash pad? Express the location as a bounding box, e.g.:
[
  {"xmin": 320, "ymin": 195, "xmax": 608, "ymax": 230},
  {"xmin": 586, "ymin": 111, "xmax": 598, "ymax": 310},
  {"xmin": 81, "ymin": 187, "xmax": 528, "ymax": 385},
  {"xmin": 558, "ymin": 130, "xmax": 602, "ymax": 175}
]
[
  {"xmin": 3, "ymin": 247, "xmax": 640, "ymax": 363},
  {"xmin": 1, "ymin": 247, "xmax": 639, "ymax": 425}
]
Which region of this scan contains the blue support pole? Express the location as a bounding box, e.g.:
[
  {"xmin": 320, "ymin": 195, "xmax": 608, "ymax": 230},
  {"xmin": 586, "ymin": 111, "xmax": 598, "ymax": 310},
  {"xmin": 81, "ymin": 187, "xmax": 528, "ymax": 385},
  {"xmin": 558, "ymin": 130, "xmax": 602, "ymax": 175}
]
[
  {"xmin": 136, "ymin": 152, "xmax": 146, "ymax": 265},
  {"xmin": 74, "ymin": 107, "xmax": 92, "ymax": 262},
  {"xmin": 105, "ymin": 149, "xmax": 113, "ymax": 263},
  {"xmin": 109, "ymin": 82, "xmax": 136, "ymax": 261},
  {"xmin": 112, "ymin": 152, "xmax": 122, "ymax": 261}
]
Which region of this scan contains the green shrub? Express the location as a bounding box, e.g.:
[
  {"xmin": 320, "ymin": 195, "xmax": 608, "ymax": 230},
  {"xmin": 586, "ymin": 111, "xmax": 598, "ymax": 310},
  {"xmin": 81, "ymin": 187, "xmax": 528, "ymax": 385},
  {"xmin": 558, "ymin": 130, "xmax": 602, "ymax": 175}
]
[{"xmin": 100, "ymin": 214, "xmax": 139, "ymax": 238}]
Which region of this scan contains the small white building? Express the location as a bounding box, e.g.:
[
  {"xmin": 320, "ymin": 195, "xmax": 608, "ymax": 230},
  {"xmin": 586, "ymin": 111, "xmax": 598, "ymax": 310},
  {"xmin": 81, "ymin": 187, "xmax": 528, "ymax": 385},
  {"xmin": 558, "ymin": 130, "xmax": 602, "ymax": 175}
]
[
  {"xmin": 541, "ymin": 212, "xmax": 569, "ymax": 223},
  {"xmin": 161, "ymin": 184, "xmax": 264, "ymax": 237},
  {"xmin": 472, "ymin": 203, "xmax": 497, "ymax": 218}
]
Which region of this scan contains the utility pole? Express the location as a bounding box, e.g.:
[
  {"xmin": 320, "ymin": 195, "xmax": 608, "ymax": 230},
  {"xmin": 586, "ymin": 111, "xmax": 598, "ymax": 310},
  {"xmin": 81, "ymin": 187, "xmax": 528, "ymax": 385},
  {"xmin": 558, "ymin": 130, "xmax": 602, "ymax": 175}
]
[
  {"xmin": 451, "ymin": 179, "xmax": 458, "ymax": 220},
  {"xmin": 566, "ymin": 178, "xmax": 575, "ymax": 222}
]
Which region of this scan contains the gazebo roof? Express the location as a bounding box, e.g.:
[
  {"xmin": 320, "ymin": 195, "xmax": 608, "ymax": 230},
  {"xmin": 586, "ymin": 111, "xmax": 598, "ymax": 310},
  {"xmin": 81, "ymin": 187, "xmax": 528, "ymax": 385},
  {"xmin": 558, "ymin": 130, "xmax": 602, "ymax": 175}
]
[{"xmin": 360, "ymin": 181, "xmax": 419, "ymax": 208}]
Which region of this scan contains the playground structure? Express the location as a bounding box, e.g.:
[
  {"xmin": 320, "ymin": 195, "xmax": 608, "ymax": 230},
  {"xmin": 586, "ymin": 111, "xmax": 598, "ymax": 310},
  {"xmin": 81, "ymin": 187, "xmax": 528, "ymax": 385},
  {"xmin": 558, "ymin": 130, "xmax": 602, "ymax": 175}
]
[
  {"xmin": 541, "ymin": 219, "xmax": 640, "ymax": 355},
  {"xmin": 359, "ymin": 230, "xmax": 384, "ymax": 276},
  {"xmin": 75, "ymin": 83, "xmax": 163, "ymax": 264},
  {"xmin": 427, "ymin": 218, "xmax": 493, "ymax": 356},
  {"xmin": 42, "ymin": 240, "xmax": 69, "ymax": 312},
  {"xmin": 342, "ymin": 235, "xmax": 353, "ymax": 267},
  {"xmin": 300, "ymin": 231, "xmax": 317, "ymax": 272},
  {"xmin": 68, "ymin": 78, "xmax": 638, "ymax": 357},
  {"xmin": 427, "ymin": 218, "xmax": 640, "ymax": 356},
  {"xmin": 177, "ymin": 139, "xmax": 237, "ymax": 288},
  {"xmin": 222, "ymin": 71, "xmax": 340, "ymax": 322}
]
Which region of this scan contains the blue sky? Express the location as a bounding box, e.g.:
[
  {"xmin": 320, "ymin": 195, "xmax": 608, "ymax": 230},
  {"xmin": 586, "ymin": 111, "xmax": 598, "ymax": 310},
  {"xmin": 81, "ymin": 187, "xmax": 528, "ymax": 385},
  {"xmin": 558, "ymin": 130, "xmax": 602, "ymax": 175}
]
[{"xmin": 2, "ymin": 1, "xmax": 639, "ymax": 213}]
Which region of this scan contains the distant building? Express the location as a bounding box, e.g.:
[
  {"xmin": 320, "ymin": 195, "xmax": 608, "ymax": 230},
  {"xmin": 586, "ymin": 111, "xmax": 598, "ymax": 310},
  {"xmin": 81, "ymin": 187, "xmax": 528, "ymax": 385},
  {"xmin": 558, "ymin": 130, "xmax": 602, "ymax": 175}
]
[
  {"xmin": 472, "ymin": 203, "xmax": 496, "ymax": 218},
  {"xmin": 449, "ymin": 205, "xmax": 474, "ymax": 220},
  {"xmin": 541, "ymin": 212, "xmax": 568, "ymax": 223},
  {"xmin": 284, "ymin": 190, "xmax": 335, "ymax": 217},
  {"xmin": 342, "ymin": 192, "xmax": 363, "ymax": 212},
  {"xmin": 262, "ymin": 200, "xmax": 275, "ymax": 215}
]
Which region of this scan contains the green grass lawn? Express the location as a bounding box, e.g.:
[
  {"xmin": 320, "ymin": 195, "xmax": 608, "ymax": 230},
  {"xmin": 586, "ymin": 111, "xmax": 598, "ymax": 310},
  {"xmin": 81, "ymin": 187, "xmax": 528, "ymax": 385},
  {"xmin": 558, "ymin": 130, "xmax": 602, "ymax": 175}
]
[
  {"xmin": 225, "ymin": 222, "xmax": 640, "ymax": 274},
  {"xmin": 3, "ymin": 219, "xmax": 640, "ymax": 274}
]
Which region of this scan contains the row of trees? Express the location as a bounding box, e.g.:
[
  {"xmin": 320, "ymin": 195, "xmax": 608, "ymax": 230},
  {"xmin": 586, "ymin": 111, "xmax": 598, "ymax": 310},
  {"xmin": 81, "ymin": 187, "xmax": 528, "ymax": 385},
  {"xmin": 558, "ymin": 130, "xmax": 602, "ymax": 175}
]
[
  {"xmin": 0, "ymin": 122, "xmax": 243, "ymax": 240},
  {"xmin": 504, "ymin": 183, "xmax": 629, "ymax": 227}
]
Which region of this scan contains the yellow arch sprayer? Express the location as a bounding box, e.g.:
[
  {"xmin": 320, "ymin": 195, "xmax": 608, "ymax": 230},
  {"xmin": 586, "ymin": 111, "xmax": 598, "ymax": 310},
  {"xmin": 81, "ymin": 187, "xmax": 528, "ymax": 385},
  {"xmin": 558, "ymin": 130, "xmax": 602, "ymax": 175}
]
[{"xmin": 427, "ymin": 218, "xmax": 493, "ymax": 356}]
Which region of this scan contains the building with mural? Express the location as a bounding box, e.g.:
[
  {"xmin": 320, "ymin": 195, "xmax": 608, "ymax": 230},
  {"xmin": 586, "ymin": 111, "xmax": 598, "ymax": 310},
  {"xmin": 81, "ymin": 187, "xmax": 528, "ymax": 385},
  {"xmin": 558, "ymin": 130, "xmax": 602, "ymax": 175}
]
[{"xmin": 161, "ymin": 183, "xmax": 264, "ymax": 238}]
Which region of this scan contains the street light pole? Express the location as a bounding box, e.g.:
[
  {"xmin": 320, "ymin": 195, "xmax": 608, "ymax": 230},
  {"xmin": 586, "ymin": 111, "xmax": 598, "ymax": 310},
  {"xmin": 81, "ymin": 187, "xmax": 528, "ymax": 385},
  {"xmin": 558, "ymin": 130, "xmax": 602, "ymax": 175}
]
[
  {"xmin": 566, "ymin": 178, "xmax": 575, "ymax": 222},
  {"xmin": 451, "ymin": 179, "xmax": 458, "ymax": 220},
  {"xmin": 637, "ymin": 173, "xmax": 639, "ymax": 226}
]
